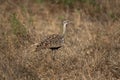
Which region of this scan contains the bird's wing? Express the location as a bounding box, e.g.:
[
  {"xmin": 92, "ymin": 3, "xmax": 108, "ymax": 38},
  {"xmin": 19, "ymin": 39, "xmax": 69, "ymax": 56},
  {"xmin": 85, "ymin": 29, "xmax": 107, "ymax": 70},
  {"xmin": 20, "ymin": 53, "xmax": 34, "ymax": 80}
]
[{"xmin": 37, "ymin": 34, "xmax": 63, "ymax": 49}]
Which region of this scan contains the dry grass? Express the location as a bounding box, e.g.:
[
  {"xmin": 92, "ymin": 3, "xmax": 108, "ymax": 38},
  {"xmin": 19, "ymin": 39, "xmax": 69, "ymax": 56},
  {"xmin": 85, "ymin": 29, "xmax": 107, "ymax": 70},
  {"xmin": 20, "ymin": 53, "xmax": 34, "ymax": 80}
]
[{"xmin": 0, "ymin": 0, "xmax": 120, "ymax": 80}]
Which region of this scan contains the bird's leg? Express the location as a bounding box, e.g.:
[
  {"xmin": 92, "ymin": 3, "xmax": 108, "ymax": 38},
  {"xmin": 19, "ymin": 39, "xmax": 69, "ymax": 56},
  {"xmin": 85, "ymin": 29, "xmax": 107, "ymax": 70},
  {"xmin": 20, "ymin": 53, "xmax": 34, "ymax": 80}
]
[{"xmin": 51, "ymin": 50, "xmax": 57, "ymax": 61}]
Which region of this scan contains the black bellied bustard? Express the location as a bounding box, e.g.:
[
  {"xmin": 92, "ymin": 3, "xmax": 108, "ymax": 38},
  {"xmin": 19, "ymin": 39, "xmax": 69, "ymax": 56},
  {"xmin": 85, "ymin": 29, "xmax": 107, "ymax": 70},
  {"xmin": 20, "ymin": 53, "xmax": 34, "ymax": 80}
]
[{"xmin": 35, "ymin": 20, "xmax": 70, "ymax": 52}]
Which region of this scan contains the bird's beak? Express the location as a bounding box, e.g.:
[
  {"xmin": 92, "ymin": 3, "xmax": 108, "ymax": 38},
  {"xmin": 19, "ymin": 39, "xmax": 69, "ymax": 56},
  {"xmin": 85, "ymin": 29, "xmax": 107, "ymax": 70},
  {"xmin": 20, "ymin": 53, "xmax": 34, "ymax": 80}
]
[{"xmin": 68, "ymin": 20, "xmax": 73, "ymax": 24}]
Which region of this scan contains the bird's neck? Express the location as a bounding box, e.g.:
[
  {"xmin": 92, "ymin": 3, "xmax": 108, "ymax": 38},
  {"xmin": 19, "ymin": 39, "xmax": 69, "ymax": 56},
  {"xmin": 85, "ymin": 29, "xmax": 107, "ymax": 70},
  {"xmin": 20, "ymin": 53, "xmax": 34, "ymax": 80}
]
[{"xmin": 62, "ymin": 24, "xmax": 67, "ymax": 36}]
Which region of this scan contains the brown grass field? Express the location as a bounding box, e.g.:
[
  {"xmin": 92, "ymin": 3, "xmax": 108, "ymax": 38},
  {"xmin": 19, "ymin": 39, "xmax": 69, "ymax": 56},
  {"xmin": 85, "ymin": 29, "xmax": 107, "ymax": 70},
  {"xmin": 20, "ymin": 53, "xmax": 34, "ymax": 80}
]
[{"xmin": 0, "ymin": 0, "xmax": 120, "ymax": 80}]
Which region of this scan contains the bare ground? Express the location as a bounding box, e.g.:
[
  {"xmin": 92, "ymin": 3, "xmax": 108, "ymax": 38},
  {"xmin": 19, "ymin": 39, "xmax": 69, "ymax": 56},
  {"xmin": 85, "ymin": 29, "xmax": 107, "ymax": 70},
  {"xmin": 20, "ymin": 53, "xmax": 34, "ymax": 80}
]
[{"xmin": 0, "ymin": 0, "xmax": 120, "ymax": 80}]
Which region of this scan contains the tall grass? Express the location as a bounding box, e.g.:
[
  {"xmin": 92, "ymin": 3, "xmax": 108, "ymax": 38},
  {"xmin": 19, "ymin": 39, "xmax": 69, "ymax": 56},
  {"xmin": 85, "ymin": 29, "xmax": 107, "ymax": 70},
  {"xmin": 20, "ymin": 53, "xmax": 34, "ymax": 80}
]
[
  {"xmin": 0, "ymin": 0, "xmax": 120, "ymax": 80},
  {"xmin": 10, "ymin": 13, "xmax": 27, "ymax": 37}
]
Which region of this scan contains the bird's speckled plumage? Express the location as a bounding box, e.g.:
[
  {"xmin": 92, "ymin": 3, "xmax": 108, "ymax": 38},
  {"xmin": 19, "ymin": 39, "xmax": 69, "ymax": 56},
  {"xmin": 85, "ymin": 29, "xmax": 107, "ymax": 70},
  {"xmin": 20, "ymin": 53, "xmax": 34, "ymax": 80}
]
[
  {"xmin": 35, "ymin": 34, "xmax": 64, "ymax": 51},
  {"xmin": 35, "ymin": 20, "xmax": 70, "ymax": 51}
]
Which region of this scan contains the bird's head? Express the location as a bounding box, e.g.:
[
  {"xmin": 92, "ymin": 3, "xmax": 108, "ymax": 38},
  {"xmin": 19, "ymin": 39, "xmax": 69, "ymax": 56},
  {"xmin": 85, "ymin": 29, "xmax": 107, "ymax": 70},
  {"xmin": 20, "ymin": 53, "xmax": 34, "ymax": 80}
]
[{"xmin": 63, "ymin": 20, "xmax": 71, "ymax": 26}]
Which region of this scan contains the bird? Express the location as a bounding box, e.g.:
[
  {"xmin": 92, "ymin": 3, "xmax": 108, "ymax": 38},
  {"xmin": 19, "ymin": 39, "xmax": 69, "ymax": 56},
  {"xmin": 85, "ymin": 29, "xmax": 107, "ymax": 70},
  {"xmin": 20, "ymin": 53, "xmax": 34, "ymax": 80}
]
[{"xmin": 35, "ymin": 20, "xmax": 70, "ymax": 52}]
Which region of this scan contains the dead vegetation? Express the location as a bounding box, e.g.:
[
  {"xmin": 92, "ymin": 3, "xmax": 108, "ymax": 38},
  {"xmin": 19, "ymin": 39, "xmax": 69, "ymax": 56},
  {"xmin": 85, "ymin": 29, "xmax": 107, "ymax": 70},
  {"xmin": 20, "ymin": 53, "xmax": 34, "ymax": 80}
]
[{"xmin": 0, "ymin": 0, "xmax": 120, "ymax": 80}]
